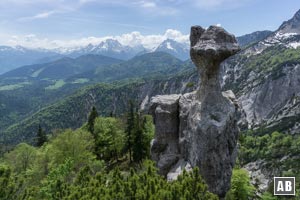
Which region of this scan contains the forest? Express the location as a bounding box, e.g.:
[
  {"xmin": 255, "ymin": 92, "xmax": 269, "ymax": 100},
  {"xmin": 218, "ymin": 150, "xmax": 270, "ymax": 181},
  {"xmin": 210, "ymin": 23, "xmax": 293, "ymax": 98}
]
[{"xmin": 1, "ymin": 103, "xmax": 299, "ymax": 200}]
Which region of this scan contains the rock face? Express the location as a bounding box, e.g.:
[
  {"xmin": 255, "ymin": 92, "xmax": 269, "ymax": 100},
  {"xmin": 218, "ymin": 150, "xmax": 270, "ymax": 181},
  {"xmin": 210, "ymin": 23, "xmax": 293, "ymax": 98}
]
[{"xmin": 149, "ymin": 26, "xmax": 241, "ymax": 197}]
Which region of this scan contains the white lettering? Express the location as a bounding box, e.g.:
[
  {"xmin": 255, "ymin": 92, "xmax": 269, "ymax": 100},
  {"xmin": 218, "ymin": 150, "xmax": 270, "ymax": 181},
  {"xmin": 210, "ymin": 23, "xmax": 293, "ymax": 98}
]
[
  {"xmin": 285, "ymin": 181, "xmax": 292, "ymax": 191},
  {"xmin": 277, "ymin": 181, "xmax": 284, "ymax": 191}
]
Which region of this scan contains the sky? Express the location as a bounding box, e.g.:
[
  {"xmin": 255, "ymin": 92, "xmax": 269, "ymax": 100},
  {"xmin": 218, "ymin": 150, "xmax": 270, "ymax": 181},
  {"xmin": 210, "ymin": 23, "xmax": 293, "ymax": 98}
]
[{"xmin": 0, "ymin": 0, "xmax": 300, "ymax": 49}]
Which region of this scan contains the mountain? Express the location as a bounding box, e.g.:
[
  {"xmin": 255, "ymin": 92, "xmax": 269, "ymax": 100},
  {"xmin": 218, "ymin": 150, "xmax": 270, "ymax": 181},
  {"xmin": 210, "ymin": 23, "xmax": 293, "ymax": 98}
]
[
  {"xmin": 236, "ymin": 30, "xmax": 272, "ymax": 47},
  {"xmin": 0, "ymin": 54, "xmax": 122, "ymax": 131},
  {"xmin": 67, "ymin": 39, "xmax": 145, "ymax": 60},
  {"xmin": 222, "ymin": 9, "xmax": 300, "ymax": 134},
  {"xmin": 1, "ymin": 54, "xmax": 122, "ymax": 80},
  {"xmin": 0, "ymin": 52, "xmax": 194, "ymax": 139},
  {"xmin": 0, "ymin": 46, "xmax": 61, "ymax": 74},
  {"xmin": 4, "ymin": 9, "xmax": 300, "ymax": 145},
  {"xmin": 0, "ymin": 32, "xmax": 272, "ymax": 72},
  {"xmin": 71, "ymin": 52, "xmax": 190, "ymax": 82},
  {"xmin": 154, "ymin": 39, "xmax": 189, "ymax": 60},
  {"xmin": 278, "ymin": 9, "xmax": 300, "ymax": 34}
]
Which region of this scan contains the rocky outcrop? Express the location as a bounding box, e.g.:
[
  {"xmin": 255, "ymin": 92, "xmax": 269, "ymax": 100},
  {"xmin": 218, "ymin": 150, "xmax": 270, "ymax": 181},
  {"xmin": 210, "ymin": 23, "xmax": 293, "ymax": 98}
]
[
  {"xmin": 244, "ymin": 160, "xmax": 270, "ymax": 194},
  {"xmin": 149, "ymin": 26, "xmax": 241, "ymax": 197}
]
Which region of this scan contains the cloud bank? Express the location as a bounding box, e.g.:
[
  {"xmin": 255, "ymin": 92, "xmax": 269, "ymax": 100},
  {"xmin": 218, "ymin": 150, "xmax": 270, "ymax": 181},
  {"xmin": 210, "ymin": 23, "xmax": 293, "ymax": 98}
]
[{"xmin": 5, "ymin": 29, "xmax": 189, "ymax": 50}]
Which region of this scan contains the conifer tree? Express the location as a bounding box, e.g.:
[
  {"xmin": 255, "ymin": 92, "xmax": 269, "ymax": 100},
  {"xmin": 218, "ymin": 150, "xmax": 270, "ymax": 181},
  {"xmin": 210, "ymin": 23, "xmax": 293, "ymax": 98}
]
[
  {"xmin": 87, "ymin": 106, "xmax": 99, "ymax": 135},
  {"xmin": 133, "ymin": 113, "xmax": 146, "ymax": 163},
  {"xmin": 36, "ymin": 124, "xmax": 47, "ymax": 147},
  {"xmin": 125, "ymin": 100, "xmax": 135, "ymax": 162}
]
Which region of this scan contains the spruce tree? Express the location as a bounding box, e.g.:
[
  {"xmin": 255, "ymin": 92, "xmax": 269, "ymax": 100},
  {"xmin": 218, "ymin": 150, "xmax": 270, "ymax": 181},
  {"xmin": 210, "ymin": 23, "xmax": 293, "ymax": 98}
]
[
  {"xmin": 87, "ymin": 106, "xmax": 98, "ymax": 135},
  {"xmin": 125, "ymin": 100, "xmax": 135, "ymax": 162},
  {"xmin": 133, "ymin": 113, "xmax": 145, "ymax": 163},
  {"xmin": 36, "ymin": 124, "xmax": 47, "ymax": 147}
]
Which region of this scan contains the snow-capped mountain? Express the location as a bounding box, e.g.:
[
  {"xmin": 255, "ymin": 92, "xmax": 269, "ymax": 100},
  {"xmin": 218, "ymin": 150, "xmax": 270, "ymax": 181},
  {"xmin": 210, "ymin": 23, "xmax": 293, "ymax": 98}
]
[
  {"xmin": 154, "ymin": 39, "xmax": 189, "ymax": 61},
  {"xmin": 243, "ymin": 9, "xmax": 300, "ymax": 56},
  {"xmin": 0, "ymin": 45, "xmax": 61, "ymax": 74},
  {"xmin": 67, "ymin": 39, "xmax": 145, "ymax": 60},
  {"xmin": 1, "ymin": 26, "xmax": 289, "ymax": 75}
]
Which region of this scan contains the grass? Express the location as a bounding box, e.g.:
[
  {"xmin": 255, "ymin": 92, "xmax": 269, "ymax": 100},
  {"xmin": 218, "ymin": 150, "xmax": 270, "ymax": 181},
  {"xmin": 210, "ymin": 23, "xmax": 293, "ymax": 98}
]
[
  {"xmin": 0, "ymin": 82, "xmax": 31, "ymax": 91},
  {"xmin": 45, "ymin": 80, "xmax": 66, "ymax": 90},
  {"xmin": 71, "ymin": 78, "xmax": 89, "ymax": 84},
  {"xmin": 31, "ymin": 67, "xmax": 45, "ymax": 78}
]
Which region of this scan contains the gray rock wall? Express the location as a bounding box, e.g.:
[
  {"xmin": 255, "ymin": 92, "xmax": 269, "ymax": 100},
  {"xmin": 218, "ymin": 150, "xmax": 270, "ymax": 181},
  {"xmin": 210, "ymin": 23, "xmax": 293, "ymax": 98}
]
[{"xmin": 149, "ymin": 26, "xmax": 241, "ymax": 197}]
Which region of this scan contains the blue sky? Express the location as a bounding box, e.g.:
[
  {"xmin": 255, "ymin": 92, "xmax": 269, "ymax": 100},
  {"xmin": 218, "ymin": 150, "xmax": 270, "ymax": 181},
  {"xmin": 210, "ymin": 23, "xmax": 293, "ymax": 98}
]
[{"xmin": 0, "ymin": 0, "xmax": 300, "ymax": 49}]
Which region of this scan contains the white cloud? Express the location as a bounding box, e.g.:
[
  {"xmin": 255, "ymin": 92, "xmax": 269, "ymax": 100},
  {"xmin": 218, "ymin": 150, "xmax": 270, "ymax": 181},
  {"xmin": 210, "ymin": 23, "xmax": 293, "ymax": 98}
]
[
  {"xmin": 189, "ymin": 0, "xmax": 250, "ymax": 10},
  {"xmin": 0, "ymin": 0, "xmax": 65, "ymax": 7},
  {"xmin": 114, "ymin": 29, "xmax": 189, "ymax": 49},
  {"xmin": 3, "ymin": 29, "xmax": 189, "ymax": 50},
  {"xmin": 138, "ymin": 1, "xmax": 156, "ymax": 8},
  {"xmin": 18, "ymin": 10, "xmax": 56, "ymax": 21}
]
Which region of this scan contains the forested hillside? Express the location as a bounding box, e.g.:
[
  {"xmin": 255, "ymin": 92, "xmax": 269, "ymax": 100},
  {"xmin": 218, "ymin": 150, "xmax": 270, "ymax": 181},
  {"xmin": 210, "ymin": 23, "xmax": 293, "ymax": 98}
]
[
  {"xmin": 1, "ymin": 67, "xmax": 198, "ymax": 146},
  {"xmin": 1, "ymin": 103, "xmax": 270, "ymax": 200},
  {"xmin": 0, "ymin": 52, "xmax": 194, "ymax": 135}
]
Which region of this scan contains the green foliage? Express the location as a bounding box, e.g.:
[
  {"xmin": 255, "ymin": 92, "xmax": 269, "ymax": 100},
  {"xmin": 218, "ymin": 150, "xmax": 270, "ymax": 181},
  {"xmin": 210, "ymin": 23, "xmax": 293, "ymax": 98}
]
[
  {"xmin": 239, "ymin": 130, "xmax": 300, "ymax": 199},
  {"xmin": 0, "ymin": 82, "xmax": 31, "ymax": 91},
  {"xmin": 223, "ymin": 45, "xmax": 300, "ymax": 95},
  {"xmin": 186, "ymin": 82, "xmax": 195, "ymax": 88},
  {"xmin": 2, "ymin": 63, "xmax": 196, "ymax": 146},
  {"xmin": 36, "ymin": 125, "xmax": 47, "ymax": 147},
  {"xmin": 4, "ymin": 143, "xmax": 37, "ymax": 173},
  {"xmin": 225, "ymin": 168, "xmax": 255, "ymax": 200},
  {"xmin": 239, "ymin": 131, "xmax": 300, "ymax": 172},
  {"xmin": 0, "ymin": 164, "xmax": 18, "ymax": 200},
  {"xmin": 245, "ymin": 46, "xmax": 300, "ymax": 74},
  {"xmin": 87, "ymin": 106, "xmax": 98, "ymax": 134},
  {"xmin": 39, "ymin": 158, "xmax": 74, "ymax": 199},
  {"xmin": 49, "ymin": 129, "xmax": 95, "ymax": 169},
  {"xmin": 0, "ymin": 116, "xmax": 217, "ymax": 200},
  {"xmin": 133, "ymin": 114, "xmax": 154, "ymax": 162},
  {"xmin": 93, "ymin": 117, "xmax": 125, "ymax": 161},
  {"xmin": 58, "ymin": 160, "xmax": 218, "ymax": 200},
  {"xmin": 45, "ymin": 80, "xmax": 66, "ymax": 90},
  {"xmin": 260, "ymin": 192, "xmax": 278, "ymax": 200},
  {"xmin": 93, "ymin": 52, "xmax": 185, "ymax": 82},
  {"xmin": 125, "ymin": 100, "xmax": 135, "ymax": 162}
]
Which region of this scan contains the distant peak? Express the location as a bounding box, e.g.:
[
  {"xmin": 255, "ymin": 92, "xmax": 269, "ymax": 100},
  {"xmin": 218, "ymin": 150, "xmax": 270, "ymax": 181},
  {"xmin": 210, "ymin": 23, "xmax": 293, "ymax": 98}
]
[
  {"xmin": 104, "ymin": 38, "xmax": 121, "ymax": 44},
  {"xmin": 164, "ymin": 38, "xmax": 175, "ymax": 42},
  {"xmin": 277, "ymin": 9, "xmax": 300, "ymax": 34},
  {"xmin": 295, "ymin": 9, "xmax": 300, "ymax": 19}
]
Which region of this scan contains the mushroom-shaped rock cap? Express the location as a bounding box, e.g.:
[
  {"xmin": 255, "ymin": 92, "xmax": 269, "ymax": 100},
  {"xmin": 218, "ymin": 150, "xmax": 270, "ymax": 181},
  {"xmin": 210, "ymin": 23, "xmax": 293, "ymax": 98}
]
[{"xmin": 190, "ymin": 25, "xmax": 240, "ymax": 65}]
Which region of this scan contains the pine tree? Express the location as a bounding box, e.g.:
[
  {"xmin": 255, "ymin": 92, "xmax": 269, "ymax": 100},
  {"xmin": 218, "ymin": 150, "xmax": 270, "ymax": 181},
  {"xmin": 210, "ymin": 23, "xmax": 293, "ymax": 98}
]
[
  {"xmin": 87, "ymin": 106, "xmax": 99, "ymax": 135},
  {"xmin": 125, "ymin": 100, "xmax": 135, "ymax": 162},
  {"xmin": 36, "ymin": 125, "xmax": 47, "ymax": 147},
  {"xmin": 133, "ymin": 113, "xmax": 145, "ymax": 163}
]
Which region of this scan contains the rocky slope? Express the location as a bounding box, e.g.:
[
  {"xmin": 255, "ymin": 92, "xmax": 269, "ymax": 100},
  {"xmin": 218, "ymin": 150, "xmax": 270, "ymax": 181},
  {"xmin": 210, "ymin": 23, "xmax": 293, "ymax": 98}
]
[
  {"xmin": 236, "ymin": 30, "xmax": 272, "ymax": 47},
  {"xmin": 222, "ymin": 9, "xmax": 300, "ymax": 134}
]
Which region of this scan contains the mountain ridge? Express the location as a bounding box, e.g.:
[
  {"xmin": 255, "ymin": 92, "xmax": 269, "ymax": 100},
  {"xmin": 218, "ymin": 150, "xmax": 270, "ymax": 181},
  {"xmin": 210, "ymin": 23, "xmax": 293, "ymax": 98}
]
[{"xmin": 0, "ymin": 30, "xmax": 274, "ymax": 75}]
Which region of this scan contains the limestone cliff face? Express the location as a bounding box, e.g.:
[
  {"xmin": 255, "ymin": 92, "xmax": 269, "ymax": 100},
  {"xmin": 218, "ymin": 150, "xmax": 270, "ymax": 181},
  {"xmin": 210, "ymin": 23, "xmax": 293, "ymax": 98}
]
[{"xmin": 149, "ymin": 26, "xmax": 241, "ymax": 197}]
